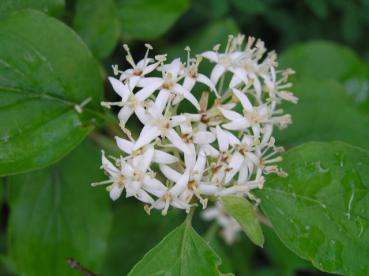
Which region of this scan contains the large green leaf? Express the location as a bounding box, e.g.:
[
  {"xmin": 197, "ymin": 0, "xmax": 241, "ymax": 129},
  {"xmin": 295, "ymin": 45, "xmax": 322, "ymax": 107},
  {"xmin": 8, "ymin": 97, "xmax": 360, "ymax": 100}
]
[
  {"xmin": 275, "ymin": 79, "xmax": 369, "ymax": 150},
  {"xmin": 258, "ymin": 141, "xmax": 369, "ymax": 275},
  {"xmin": 0, "ymin": 0, "xmax": 64, "ymax": 18},
  {"xmin": 116, "ymin": 0, "xmax": 189, "ymax": 40},
  {"xmin": 221, "ymin": 196, "xmax": 264, "ymax": 247},
  {"xmin": 7, "ymin": 142, "xmax": 112, "ymax": 276},
  {"xmin": 73, "ymin": 0, "xmax": 120, "ymax": 59},
  {"xmin": 101, "ymin": 201, "xmax": 183, "ymax": 276},
  {"xmin": 128, "ymin": 218, "xmax": 226, "ymax": 275},
  {"xmin": 0, "ymin": 10, "xmax": 103, "ymax": 176},
  {"xmin": 280, "ymin": 41, "xmax": 369, "ymax": 81}
]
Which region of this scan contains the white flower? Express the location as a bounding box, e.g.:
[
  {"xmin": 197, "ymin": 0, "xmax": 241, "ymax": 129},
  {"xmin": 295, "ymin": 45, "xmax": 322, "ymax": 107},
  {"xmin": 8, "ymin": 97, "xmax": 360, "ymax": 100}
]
[{"xmin": 95, "ymin": 34, "xmax": 297, "ymax": 223}]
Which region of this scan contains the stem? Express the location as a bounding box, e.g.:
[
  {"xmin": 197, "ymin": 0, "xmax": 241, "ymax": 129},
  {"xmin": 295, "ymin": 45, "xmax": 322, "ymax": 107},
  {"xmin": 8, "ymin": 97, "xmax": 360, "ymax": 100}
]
[{"xmin": 185, "ymin": 207, "xmax": 196, "ymax": 225}]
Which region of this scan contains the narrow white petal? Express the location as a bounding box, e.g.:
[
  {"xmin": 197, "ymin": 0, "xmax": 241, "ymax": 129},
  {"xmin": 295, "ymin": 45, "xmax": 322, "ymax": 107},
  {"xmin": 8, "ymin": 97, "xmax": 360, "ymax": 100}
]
[
  {"xmin": 142, "ymin": 62, "xmax": 159, "ymax": 75},
  {"xmin": 261, "ymin": 124, "xmax": 273, "ymax": 145},
  {"xmin": 134, "ymin": 125, "xmax": 160, "ymax": 150},
  {"xmin": 164, "ymin": 58, "xmax": 182, "ymax": 79},
  {"xmin": 170, "ymin": 171, "xmax": 190, "ymax": 196},
  {"xmin": 210, "ymin": 64, "xmax": 225, "ymax": 85},
  {"xmin": 198, "ymin": 183, "xmax": 219, "ymax": 195},
  {"xmin": 219, "ymin": 107, "xmax": 244, "ymax": 121},
  {"xmin": 193, "ymin": 151, "xmax": 206, "ymax": 176},
  {"xmin": 233, "ymin": 88, "xmax": 254, "ymax": 112},
  {"xmin": 197, "ymin": 74, "xmax": 216, "ymax": 91},
  {"xmin": 154, "ymin": 89, "xmax": 170, "ymax": 113},
  {"xmin": 184, "ymin": 144, "xmax": 196, "ymax": 169},
  {"xmin": 252, "ymin": 75, "xmax": 262, "ymax": 96},
  {"xmin": 115, "ymin": 136, "xmax": 133, "ymax": 154},
  {"xmin": 227, "ymin": 131, "xmax": 241, "ymax": 145},
  {"xmin": 134, "ymin": 105, "xmax": 149, "ymax": 124},
  {"xmin": 108, "ymin": 77, "xmax": 130, "ymax": 102},
  {"xmin": 170, "ymin": 115, "xmax": 187, "ymax": 127},
  {"xmin": 216, "ymin": 125, "xmax": 229, "ymax": 152},
  {"xmin": 238, "ymin": 162, "xmax": 249, "ymax": 184},
  {"xmin": 136, "ymin": 77, "xmax": 162, "ymax": 87},
  {"xmin": 101, "ymin": 151, "xmax": 119, "ymax": 176},
  {"xmin": 183, "ymin": 77, "xmax": 196, "ymax": 91},
  {"xmin": 230, "ymin": 68, "xmax": 248, "ymax": 85},
  {"xmin": 201, "ymin": 51, "xmax": 219, "ymax": 62},
  {"xmin": 160, "ymin": 164, "xmax": 181, "ymax": 182},
  {"xmin": 193, "ymin": 131, "xmax": 216, "ymax": 144},
  {"xmin": 166, "ymin": 129, "xmax": 188, "ymax": 153},
  {"xmin": 229, "ymin": 74, "xmax": 242, "ymax": 88},
  {"xmin": 174, "ymin": 84, "xmax": 200, "ymax": 110},
  {"xmin": 127, "ymin": 76, "xmax": 140, "ymax": 90},
  {"xmin": 118, "ymin": 105, "xmax": 134, "ymax": 124},
  {"xmin": 135, "ymin": 189, "xmax": 155, "ymax": 204},
  {"xmin": 201, "ymin": 144, "xmax": 219, "ymax": 157},
  {"xmin": 225, "ymin": 152, "xmax": 244, "ymax": 183},
  {"xmin": 109, "ymin": 185, "xmax": 124, "ymax": 201},
  {"xmin": 223, "ymin": 118, "xmax": 250, "ymax": 131},
  {"xmin": 153, "ymin": 150, "xmax": 178, "ymax": 164},
  {"xmin": 143, "ymin": 176, "xmax": 167, "ymax": 197},
  {"xmin": 139, "ymin": 146, "xmax": 154, "ymax": 173},
  {"xmin": 252, "ymin": 125, "xmax": 261, "ymax": 138},
  {"xmin": 135, "ymin": 79, "xmax": 163, "ymax": 101}
]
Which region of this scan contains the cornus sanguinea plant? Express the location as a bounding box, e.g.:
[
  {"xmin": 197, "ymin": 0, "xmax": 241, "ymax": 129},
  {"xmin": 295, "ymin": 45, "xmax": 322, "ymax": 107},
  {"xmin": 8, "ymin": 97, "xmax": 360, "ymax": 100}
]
[{"xmin": 93, "ymin": 34, "xmax": 297, "ymax": 231}]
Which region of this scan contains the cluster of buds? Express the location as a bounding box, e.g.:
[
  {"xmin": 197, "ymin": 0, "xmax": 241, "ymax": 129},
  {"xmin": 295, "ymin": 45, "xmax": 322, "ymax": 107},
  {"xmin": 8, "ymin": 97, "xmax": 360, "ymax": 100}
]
[{"xmin": 93, "ymin": 34, "xmax": 297, "ymax": 216}]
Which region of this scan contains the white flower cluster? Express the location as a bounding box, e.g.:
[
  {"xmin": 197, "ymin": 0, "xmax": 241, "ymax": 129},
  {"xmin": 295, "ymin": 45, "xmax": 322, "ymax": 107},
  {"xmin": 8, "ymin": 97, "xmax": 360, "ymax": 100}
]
[{"xmin": 93, "ymin": 34, "xmax": 297, "ymax": 216}]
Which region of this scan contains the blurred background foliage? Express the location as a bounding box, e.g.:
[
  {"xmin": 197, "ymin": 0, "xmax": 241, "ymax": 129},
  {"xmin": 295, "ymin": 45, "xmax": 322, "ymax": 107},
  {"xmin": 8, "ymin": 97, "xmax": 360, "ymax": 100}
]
[{"xmin": 1, "ymin": 0, "xmax": 369, "ymax": 275}]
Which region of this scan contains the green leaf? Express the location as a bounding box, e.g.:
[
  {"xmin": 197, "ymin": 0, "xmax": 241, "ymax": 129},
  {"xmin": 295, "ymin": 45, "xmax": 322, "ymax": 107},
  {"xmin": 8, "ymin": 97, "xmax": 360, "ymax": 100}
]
[
  {"xmin": 128, "ymin": 219, "xmax": 226, "ymax": 275},
  {"xmin": 280, "ymin": 41, "xmax": 369, "ymax": 81},
  {"xmin": 116, "ymin": 0, "xmax": 189, "ymax": 40},
  {"xmin": 221, "ymin": 196, "xmax": 264, "ymax": 247},
  {"xmin": 0, "ymin": 0, "xmax": 64, "ymax": 18},
  {"xmin": 7, "ymin": 141, "xmax": 112, "ymax": 276},
  {"xmin": 0, "ymin": 10, "xmax": 103, "ymax": 176},
  {"xmin": 275, "ymin": 79, "xmax": 369, "ymax": 150},
  {"xmin": 263, "ymin": 225, "xmax": 313, "ymax": 275},
  {"xmin": 73, "ymin": 0, "xmax": 120, "ymax": 59},
  {"xmin": 101, "ymin": 202, "xmax": 183, "ymax": 276},
  {"xmin": 257, "ymin": 141, "xmax": 369, "ymax": 275}
]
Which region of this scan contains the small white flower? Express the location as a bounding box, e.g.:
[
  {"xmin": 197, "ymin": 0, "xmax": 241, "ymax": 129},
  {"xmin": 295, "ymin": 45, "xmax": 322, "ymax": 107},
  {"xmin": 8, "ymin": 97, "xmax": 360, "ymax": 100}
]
[{"xmin": 95, "ymin": 34, "xmax": 297, "ymax": 227}]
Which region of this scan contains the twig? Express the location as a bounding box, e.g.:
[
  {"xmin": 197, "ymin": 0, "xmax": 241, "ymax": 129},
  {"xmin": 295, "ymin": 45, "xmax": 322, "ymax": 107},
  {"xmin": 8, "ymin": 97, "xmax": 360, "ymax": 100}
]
[{"xmin": 66, "ymin": 258, "xmax": 101, "ymax": 276}]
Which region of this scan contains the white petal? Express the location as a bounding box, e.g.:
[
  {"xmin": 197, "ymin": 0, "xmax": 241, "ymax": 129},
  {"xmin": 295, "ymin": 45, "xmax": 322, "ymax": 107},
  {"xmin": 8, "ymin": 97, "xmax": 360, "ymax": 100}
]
[
  {"xmin": 174, "ymin": 84, "xmax": 200, "ymax": 110},
  {"xmin": 227, "ymin": 131, "xmax": 240, "ymax": 145},
  {"xmin": 252, "ymin": 125, "xmax": 261, "ymax": 138},
  {"xmin": 170, "ymin": 115, "xmax": 187, "ymax": 127},
  {"xmin": 109, "ymin": 185, "xmax": 124, "ymax": 201},
  {"xmin": 101, "ymin": 151, "xmax": 119, "ymax": 176},
  {"xmin": 143, "ymin": 176, "xmax": 167, "ymax": 197},
  {"xmin": 233, "ymin": 88, "xmax": 254, "ymax": 112},
  {"xmin": 135, "ymin": 189, "xmax": 155, "ymax": 204},
  {"xmin": 142, "ymin": 62, "xmax": 159, "ymax": 75},
  {"xmin": 136, "ymin": 77, "xmax": 162, "ymax": 87},
  {"xmin": 225, "ymin": 152, "xmax": 244, "ymax": 183},
  {"xmin": 261, "ymin": 124, "xmax": 273, "ymax": 145},
  {"xmin": 170, "ymin": 171, "xmax": 190, "ymax": 196},
  {"xmin": 134, "ymin": 105, "xmax": 149, "ymax": 124},
  {"xmin": 251, "ymin": 75, "xmax": 262, "ymax": 96},
  {"xmin": 154, "ymin": 89, "xmax": 170, "ymax": 113},
  {"xmin": 219, "ymin": 107, "xmax": 244, "ymax": 121},
  {"xmin": 166, "ymin": 129, "xmax": 188, "ymax": 153},
  {"xmin": 184, "ymin": 144, "xmax": 196, "ymax": 169},
  {"xmin": 115, "ymin": 136, "xmax": 133, "ymax": 154},
  {"xmin": 193, "ymin": 151, "xmax": 206, "ymax": 177},
  {"xmin": 160, "ymin": 164, "xmax": 181, "ymax": 182},
  {"xmin": 127, "ymin": 76, "xmax": 140, "ymax": 90},
  {"xmin": 229, "ymin": 67, "xmax": 248, "ymax": 85},
  {"xmin": 216, "ymin": 125, "xmax": 229, "ymax": 152},
  {"xmin": 183, "ymin": 77, "xmax": 196, "ymax": 91},
  {"xmin": 125, "ymin": 181, "xmax": 141, "ymax": 197},
  {"xmin": 193, "ymin": 131, "xmax": 215, "ymax": 144},
  {"xmin": 134, "ymin": 125, "xmax": 160, "ymax": 150},
  {"xmin": 198, "ymin": 183, "xmax": 219, "ymax": 195},
  {"xmin": 210, "ymin": 64, "xmax": 225, "ymax": 85},
  {"xmin": 138, "ymin": 146, "xmax": 154, "ymax": 173},
  {"xmin": 118, "ymin": 105, "xmax": 134, "ymax": 124},
  {"xmin": 135, "ymin": 79, "xmax": 163, "ymax": 101},
  {"xmin": 238, "ymin": 163, "xmax": 249, "ymax": 184},
  {"xmin": 153, "ymin": 150, "xmax": 178, "ymax": 164},
  {"xmin": 201, "ymin": 144, "xmax": 219, "ymax": 157},
  {"xmin": 197, "ymin": 73, "xmax": 216, "ymax": 91},
  {"xmin": 201, "ymin": 51, "xmax": 219, "ymax": 62},
  {"xmin": 229, "ymin": 74, "xmax": 242, "ymax": 88},
  {"xmin": 163, "ymin": 58, "xmax": 182, "ymax": 79},
  {"xmin": 223, "ymin": 118, "xmax": 250, "ymax": 131},
  {"xmin": 108, "ymin": 77, "xmax": 130, "ymax": 102}
]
